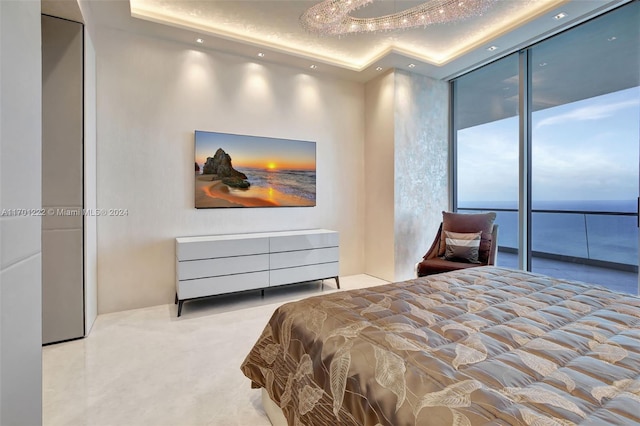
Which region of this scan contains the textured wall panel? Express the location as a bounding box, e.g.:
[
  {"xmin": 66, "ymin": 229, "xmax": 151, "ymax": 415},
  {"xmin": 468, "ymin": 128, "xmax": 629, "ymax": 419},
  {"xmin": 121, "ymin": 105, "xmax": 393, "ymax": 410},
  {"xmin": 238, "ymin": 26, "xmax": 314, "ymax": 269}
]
[{"xmin": 394, "ymin": 71, "xmax": 449, "ymax": 281}]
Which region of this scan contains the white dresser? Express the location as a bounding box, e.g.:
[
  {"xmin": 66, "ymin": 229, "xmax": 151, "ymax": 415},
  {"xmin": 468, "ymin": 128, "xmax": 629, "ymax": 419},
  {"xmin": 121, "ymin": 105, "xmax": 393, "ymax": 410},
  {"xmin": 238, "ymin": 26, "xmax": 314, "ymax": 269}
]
[{"xmin": 175, "ymin": 229, "xmax": 339, "ymax": 316}]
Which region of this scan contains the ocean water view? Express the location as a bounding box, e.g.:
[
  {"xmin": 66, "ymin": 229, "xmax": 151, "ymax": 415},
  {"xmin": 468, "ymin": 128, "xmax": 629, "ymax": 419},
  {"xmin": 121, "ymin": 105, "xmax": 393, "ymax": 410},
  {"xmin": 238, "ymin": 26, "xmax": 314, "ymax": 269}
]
[
  {"xmin": 239, "ymin": 167, "xmax": 316, "ymax": 203},
  {"xmin": 459, "ymin": 200, "xmax": 638, "ymax": 267}
]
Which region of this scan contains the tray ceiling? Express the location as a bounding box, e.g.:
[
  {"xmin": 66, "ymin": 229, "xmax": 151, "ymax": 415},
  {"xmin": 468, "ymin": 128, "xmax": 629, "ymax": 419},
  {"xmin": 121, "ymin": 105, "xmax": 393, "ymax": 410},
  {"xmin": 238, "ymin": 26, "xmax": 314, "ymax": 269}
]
[{"xmin": 82, "ymin": 0, "xmax": 630, "ymax": 81}]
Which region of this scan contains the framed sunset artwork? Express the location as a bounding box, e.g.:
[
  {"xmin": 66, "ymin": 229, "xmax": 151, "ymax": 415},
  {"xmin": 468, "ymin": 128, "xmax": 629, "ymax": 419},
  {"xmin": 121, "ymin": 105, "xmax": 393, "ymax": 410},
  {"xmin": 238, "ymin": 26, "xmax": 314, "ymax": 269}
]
[{"xmin": 194, "ymin": 130, "xmax": 316, "ymax": 208}]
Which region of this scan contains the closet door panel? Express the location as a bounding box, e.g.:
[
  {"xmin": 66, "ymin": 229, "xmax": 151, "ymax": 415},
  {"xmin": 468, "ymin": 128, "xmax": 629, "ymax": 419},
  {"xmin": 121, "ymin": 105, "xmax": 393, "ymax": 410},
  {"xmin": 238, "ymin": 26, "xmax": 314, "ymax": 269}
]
[
  {"xmin": 41, "ymin": 15, "xmax": 84, "ymax": 344},
  {"xmin": 42, "ymin": 229, "xmax": 84, "ymax": 343}
]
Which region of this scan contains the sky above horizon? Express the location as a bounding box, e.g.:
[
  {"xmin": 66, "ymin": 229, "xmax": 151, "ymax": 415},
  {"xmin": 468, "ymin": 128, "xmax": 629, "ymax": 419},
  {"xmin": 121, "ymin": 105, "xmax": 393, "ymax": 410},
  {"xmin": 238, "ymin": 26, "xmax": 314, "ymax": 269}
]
[
  {"xmin": 195, "ymin": 131, "xmax": 316, "ymax": 171},
  {"xmin": 457, "ymin": 86, "xmax": 640, "ymax": 206}
]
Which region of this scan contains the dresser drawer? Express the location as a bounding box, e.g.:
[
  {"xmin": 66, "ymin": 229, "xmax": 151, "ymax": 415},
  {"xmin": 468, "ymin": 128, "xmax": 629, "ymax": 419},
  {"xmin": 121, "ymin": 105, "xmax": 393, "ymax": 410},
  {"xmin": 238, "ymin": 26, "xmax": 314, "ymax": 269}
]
[
  {"xmin": 270, "ymin": 247, "xmax": 339, "ymax": 270},
  {"xmin": 270, "ymin": 262, "xmax": 339, "ymax": 287},
  {"xmin": 269, "ymin": 231, "xmax": 338, "ymax": 253},
  {"xmin": 177, "ymin": 271, "xmax": 269, "ymax": 299},
  {"xmin": 177, "ymin": 254, "xmax": 269, "ymax": 280},
  {"xmin": 176, "ymin": 236, "xmax": 269, "ymax": 261}
]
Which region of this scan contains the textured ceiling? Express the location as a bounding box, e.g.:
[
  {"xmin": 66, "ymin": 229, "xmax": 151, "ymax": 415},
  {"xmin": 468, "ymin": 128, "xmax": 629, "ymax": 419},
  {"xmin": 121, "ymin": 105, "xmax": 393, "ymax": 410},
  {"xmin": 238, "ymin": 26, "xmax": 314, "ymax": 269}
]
[
  {"xmin": 130, "ymin": 0, "xmax": 564, "ymax": 67},
  {"xmin": 81, "ymin": 0, "xmax": 630, "ymax": 81}
]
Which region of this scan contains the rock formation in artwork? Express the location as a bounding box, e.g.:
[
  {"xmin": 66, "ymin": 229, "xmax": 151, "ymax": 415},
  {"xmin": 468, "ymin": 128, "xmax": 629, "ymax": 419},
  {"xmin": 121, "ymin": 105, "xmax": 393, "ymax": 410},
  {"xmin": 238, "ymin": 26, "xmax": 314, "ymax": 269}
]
[
  {"xmin": 222, "ymin": 177, "xmax": 250, "ymax": 189},
  {"xmin": 202, "ymin": 148, "xmax": 250, "ymax": 188}
]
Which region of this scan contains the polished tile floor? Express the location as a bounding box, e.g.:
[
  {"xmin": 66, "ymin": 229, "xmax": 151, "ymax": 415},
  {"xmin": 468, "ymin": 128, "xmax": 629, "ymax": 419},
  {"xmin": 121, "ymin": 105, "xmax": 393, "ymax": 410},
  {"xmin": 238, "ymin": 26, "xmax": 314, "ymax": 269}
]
[{"xmin": 42, "ymin": 275, "xmax": 388, "ymax": 426}]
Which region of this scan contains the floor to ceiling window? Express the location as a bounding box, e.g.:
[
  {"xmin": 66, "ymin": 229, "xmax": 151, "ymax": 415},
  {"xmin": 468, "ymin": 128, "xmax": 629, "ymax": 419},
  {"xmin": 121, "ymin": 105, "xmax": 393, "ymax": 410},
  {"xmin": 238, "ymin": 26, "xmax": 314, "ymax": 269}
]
[
  {"xmin": 453, "ymin": 1, "xmax": 639, "ymax": 294},
  {"xmin": 453, "ymin": 54, "xmax": 520, "ymax": 262}
]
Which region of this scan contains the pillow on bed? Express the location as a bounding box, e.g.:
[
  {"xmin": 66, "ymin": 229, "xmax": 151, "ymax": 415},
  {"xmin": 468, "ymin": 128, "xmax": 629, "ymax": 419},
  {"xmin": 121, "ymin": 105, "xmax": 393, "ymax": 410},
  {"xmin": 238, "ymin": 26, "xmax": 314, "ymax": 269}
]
[
  {"xmin": 438, "ymin": 211, "xmax": 497, "ymax": 262},
  {"xmin": 443, "ymin": 231, "xmax": 482, "ymax": 263}
]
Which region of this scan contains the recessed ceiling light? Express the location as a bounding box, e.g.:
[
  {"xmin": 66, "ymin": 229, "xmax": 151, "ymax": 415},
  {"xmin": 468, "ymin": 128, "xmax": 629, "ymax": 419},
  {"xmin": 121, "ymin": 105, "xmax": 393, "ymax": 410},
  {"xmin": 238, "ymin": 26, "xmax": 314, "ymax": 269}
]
[
  {"xmin": 408, "ymin": 63, "xmax": 416, "ymax": 68},
  {"xmin": 309, "ymin": 64, "xmax": 318, "ymax": 69},
  {"xmin": 376, "ymin": 67, "xmax": 383, "ymax": 71},
  {"xmin": 257, "ymin": 52, "xmax": 265, "ymax": 57},
  {"xmin": 487, "ymin": 45, "xmax": 498, "ymax": 52},
  {"xmin": 607, "ymin": 36, "xmax": 617, "ymax": 42},
  {"xmin": 554, "ymin": 12, "xmax": 567, "ymax": 20},
  {"xmin": 196, "ymin": 38, "xmax": 204, "ymax": 44}
]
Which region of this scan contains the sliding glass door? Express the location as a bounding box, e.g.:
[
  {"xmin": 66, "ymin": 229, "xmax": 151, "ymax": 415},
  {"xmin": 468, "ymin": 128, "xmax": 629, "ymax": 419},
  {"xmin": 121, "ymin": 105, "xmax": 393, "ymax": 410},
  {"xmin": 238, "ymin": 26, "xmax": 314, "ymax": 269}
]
[
  {"xmin": 453, "ymin": 1, "xmax": 640, "ymax": 294},
  {"xmin": 529, "ymin": 3, "xmax": 639, "ymax": 293},
  {"xmin": 453, "ymin": 54, "xmax": 520, "ymax": 268}
]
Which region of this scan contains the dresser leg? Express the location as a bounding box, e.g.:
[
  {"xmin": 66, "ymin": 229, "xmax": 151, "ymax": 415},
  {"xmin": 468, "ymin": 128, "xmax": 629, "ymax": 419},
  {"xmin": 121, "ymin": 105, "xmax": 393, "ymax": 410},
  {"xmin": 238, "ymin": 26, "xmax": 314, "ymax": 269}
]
[
  {"xmin": 177, "ymin": 300, "xmax": 184, "ymax": 317},
  {"xmin": 335, "ymin": 276, "xmax": 340, "ymax": 289},
  {"xmin": 261, "ymin": 289, "xmax": 265, "ymax": 299},
  {"xmin": 174, "ymin": 292, "xmax": 178, "ymax": 304}
]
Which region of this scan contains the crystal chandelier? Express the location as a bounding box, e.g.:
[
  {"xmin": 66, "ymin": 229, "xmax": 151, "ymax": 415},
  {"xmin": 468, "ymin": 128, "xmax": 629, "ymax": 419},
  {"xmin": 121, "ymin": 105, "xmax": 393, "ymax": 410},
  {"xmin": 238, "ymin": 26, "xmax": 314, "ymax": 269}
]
[{"xmin": 300, "ymin": 0, "xmax": 498, "ymax": 35}]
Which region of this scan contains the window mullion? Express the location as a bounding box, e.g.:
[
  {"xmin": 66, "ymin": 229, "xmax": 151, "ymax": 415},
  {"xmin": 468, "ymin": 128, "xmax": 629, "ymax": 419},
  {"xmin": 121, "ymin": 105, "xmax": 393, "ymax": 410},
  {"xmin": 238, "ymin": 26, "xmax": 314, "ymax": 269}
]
[{"xmin": 518, "ymin": 50, "xmax": 532, "ymax": 271}]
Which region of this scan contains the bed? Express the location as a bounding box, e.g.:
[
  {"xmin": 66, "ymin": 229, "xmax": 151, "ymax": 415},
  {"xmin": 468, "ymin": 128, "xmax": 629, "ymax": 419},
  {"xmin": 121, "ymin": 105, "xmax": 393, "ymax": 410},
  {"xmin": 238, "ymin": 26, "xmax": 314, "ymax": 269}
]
[{"xmin": 240, "ymin": 266, "xmax": 640, "ymax": 425}]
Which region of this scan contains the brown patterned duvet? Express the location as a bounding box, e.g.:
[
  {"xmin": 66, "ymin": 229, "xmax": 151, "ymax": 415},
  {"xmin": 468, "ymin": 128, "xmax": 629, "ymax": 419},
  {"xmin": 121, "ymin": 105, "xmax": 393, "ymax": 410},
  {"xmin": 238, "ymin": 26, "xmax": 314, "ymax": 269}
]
[{"xmin": 240, "ymin": 267, "xmax": 640, "ymax": 425}]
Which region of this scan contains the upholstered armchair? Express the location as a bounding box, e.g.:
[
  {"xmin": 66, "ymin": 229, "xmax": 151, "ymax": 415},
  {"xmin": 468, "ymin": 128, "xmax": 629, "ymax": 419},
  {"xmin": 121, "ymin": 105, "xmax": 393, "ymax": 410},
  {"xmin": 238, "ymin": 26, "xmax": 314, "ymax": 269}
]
[{"xmin": 416, "ymin": 212, "xmax": 498, "ymax": 277}]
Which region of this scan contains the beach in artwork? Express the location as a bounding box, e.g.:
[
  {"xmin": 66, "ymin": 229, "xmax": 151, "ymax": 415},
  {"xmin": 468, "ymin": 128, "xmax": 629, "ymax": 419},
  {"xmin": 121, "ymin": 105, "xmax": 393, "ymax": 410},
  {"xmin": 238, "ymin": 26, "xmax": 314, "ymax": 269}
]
[
  {"xmin": 195, "ymin": 172, "xmax": 316, "ymax": 208},
  {"xmin": 194, "ymin": 131, "xmax": 316, "ymax": 208}
]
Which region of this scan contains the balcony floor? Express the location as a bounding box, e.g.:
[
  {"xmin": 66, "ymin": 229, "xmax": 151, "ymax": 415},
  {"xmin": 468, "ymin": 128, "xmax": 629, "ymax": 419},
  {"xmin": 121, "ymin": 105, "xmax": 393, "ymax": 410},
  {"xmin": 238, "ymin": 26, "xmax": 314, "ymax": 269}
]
[{"xmin": 497, "ymin": 250, "xmax": 638, "ymax": 296}]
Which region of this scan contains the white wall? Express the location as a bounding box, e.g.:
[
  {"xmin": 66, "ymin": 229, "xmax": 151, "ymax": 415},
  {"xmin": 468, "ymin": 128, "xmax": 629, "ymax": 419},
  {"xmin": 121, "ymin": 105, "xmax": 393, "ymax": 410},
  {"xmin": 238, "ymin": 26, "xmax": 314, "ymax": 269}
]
[
  {"xmin": 93, "ymin": 28, "xmax": 366, "ymax": 313},
  {"xmin": 0, "ymin": 0, "xmax": 43, "ymax": 424},
  {"xmin": 364, "ymin": 72, "xmax": 396, "ymax": 282},
  {"xmin": 83, "ymin": 24, "xmax": 98, "ymax": 333}
]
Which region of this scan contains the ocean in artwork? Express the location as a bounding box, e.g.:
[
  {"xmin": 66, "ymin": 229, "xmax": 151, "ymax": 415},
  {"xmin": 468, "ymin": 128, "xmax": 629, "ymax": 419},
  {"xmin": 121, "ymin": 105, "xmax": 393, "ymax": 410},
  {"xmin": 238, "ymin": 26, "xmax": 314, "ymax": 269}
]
[{"xmin": 238, "ymin": 167, "xmax": 316, "ymax": 204}]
